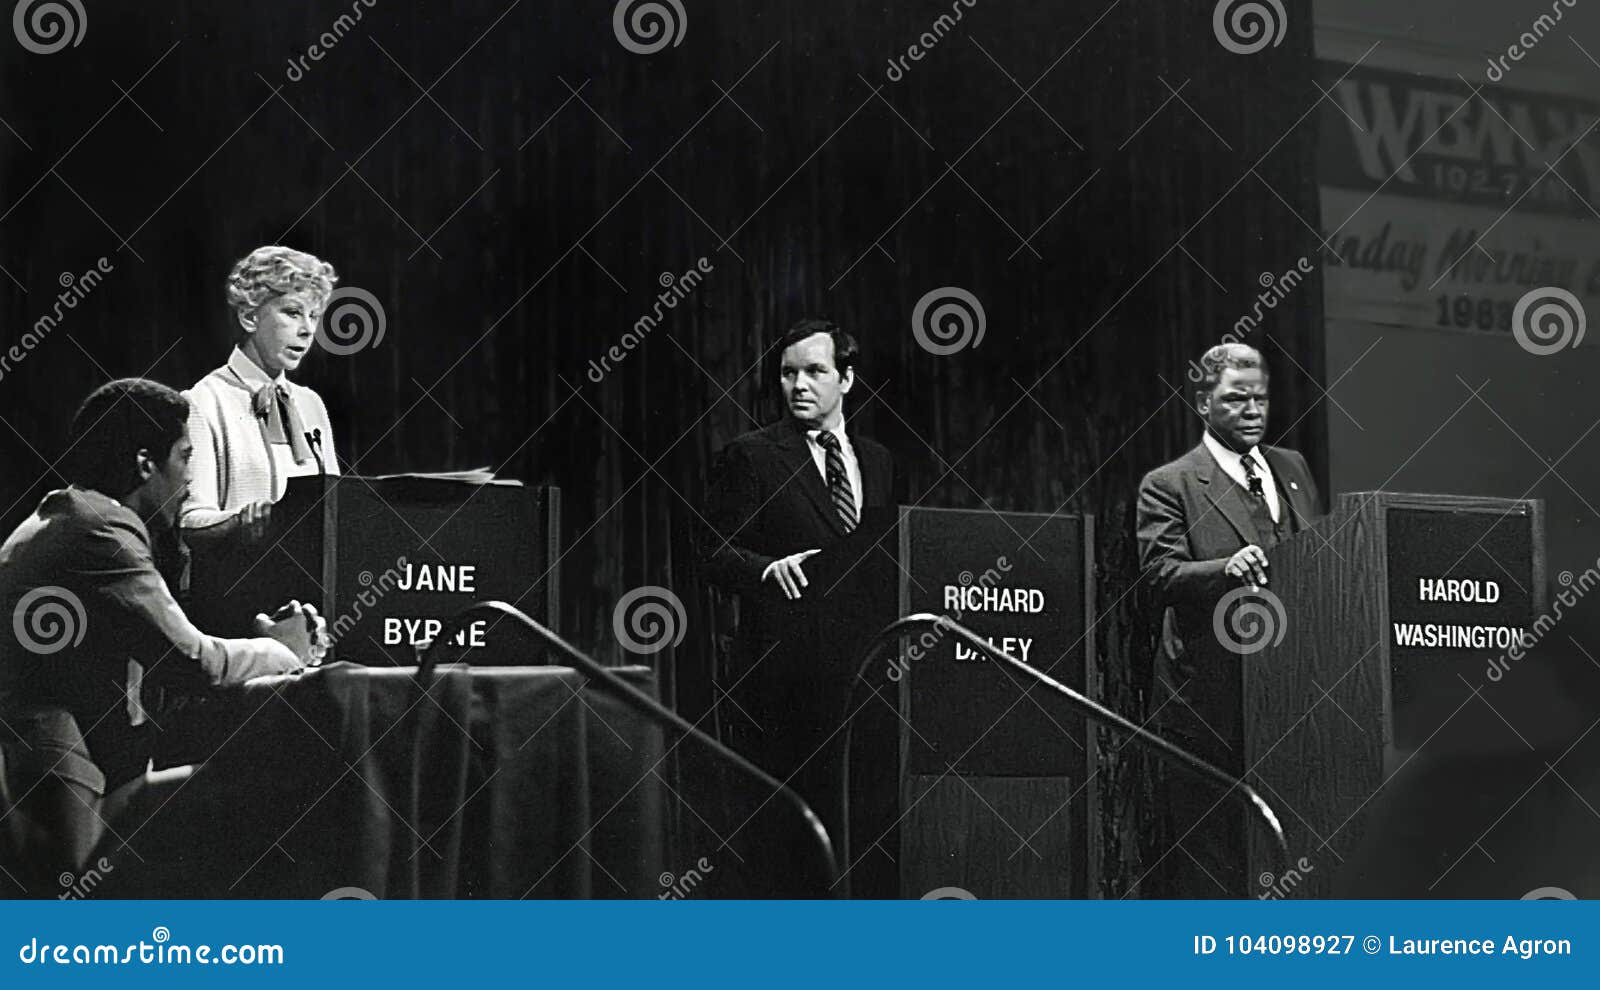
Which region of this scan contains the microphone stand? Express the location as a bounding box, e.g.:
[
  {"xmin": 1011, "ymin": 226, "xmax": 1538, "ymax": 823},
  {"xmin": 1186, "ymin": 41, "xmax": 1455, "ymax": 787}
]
[
  {"xmin": 304, "ymin": 428, "xmax": 327, "ymax": 479},
  {"xmin": 841, "ymin": 613, "xmax": 1291, "ymax": 891},
  {"xmin": 419, "ymin": 599, "xmax": 841, "ymax": 898}
]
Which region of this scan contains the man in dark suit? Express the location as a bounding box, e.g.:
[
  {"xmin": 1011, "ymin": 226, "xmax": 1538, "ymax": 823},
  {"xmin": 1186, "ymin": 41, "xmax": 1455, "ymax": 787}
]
[
  {"xmin": 1136, "ymin": 343, "xmax": 1322, "ymax": 898},
  {"xmin": 700, "ymin": 319, "xmax": 896, "ymax": 855}
]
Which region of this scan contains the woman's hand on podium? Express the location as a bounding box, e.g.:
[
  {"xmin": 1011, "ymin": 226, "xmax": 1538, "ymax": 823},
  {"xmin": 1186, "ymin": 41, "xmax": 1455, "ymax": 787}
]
[
  {"xmin": 253, "ymin": 599, "xmax": 329, "ymax": 667},
  {"xmin": 1224, "ymin": 544, "xmax": 1269, "ymax": 586},
  {"xmin": 236, "ymin": 500, "xmax": 273, "ymax": 543}
]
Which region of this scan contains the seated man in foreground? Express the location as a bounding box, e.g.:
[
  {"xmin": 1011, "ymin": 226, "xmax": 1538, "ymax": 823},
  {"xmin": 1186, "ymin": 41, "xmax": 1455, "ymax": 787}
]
[{"xmin": 0, "ymin": 378, "xmax": 323, "ymax": 894}]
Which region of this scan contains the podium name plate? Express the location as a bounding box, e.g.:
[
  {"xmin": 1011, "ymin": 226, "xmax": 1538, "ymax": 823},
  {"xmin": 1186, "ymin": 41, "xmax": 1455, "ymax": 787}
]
[
  {"xmin": 1384, "ymin": 505, "xmax": 1535, "ymax": 751},
  {"xmin": 898, "ymin": 508, "xmax": 1094, "ymax": 776},
  {"xmin": 190, "ymin": 475, "xmax": 560, "ymax": 665}
]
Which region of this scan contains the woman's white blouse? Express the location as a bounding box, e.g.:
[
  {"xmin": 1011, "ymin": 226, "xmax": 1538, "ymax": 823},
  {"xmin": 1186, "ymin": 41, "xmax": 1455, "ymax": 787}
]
[{"xmin": 180, "ymin": 347, "xmax": 338, "ymax": 531}]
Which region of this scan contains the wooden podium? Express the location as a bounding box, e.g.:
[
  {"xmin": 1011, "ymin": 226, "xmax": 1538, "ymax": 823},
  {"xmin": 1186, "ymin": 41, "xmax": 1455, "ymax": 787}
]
[
  {"xmin": 188, "ymin": 475, "xmax": 561, "ymax": 665},
  {"xmin": 1243, "ymin": 492, "xmax": 1544, "ymax": 896},
  {"xmin": 798, "ymin": 505, "xmax": 1098, "ymax": 899}
]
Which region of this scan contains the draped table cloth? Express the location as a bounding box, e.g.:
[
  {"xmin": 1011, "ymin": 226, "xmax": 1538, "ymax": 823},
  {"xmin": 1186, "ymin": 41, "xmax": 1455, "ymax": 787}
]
[{"xmin": 129, "ymin": 663, "xmax": 664, "ymax": 898}]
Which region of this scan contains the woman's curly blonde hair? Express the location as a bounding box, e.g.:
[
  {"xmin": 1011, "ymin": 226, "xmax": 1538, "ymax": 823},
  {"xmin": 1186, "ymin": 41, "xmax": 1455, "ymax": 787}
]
[{"xmin": 225, "ymin": 245, "xmax": 338, "ymax": 318}]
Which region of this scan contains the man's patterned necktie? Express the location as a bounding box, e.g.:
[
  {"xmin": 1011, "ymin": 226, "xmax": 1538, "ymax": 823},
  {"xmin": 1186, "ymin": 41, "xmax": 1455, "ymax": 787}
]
[
  {"xmin": 1241, "ymin": 453, "xmax": 1265, "ymax": 501},
  {"xmin": 815, "ymin": 430, "xmax": 858, "ymax": 532}
]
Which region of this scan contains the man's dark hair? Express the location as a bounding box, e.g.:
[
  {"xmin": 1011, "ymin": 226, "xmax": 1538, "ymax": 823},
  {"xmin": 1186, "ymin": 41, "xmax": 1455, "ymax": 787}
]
[
  {"xmin": 61, "ymin": 378, "xmax": 190, "ymax": 498},
  {"xmin": 776, "ymin": 318, "xmax": 859, "ymax": 376}
]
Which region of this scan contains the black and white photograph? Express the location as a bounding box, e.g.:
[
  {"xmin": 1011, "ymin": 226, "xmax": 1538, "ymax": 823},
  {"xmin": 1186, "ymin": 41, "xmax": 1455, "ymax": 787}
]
[{"xmin": 0, "ymin": 0, "xmax": 1598, "ymax": 919}]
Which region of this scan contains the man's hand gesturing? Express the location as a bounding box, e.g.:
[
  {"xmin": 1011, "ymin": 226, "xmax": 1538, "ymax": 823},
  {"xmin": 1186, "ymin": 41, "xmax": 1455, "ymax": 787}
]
[{"xmin": 762, "ymin": 549, "xmax": 823, "ymax": 600}]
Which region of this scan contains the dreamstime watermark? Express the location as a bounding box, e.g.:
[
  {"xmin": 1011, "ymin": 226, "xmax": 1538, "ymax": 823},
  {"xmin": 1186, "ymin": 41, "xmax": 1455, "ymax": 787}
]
[
  {"xmin": 12, "ymin": 0, "xmax": 85, "ymax": 54},
  {"xmin": 920, "ymin": 886, "xmax": 977, "ymax": 899},
  {"xmin": 1522, "ymin": 885, "xmax": 1578, "ymax": 900},
  {"xmin": 1185, "ymin": 258, "xmax": 1314, "ymax": 387},
  {"xmin": 284, "ymin": 0, "xmax": 378, "ymax": 82},
  {"xmin": 612, "ymin": 0, "xmax": 686, "ymax": 55},
  {"xmin": 612, "ymin": 585, "xmax": 686, "ymax": 655},
  {"xmin": 17, "ymin": 929, "xmax": 285, "ymax": 966},
  {"xmin": 886, "ymin": 556, "xmax": 1014, "ymax": 682},
  {"xmin": 1212, "ymin": 0, "xmax": 1285, "ymax": 55},
  {"xmin": 321, "ymin": 886, "xmax": 377, "ymax": 900},
  {"xmin": 1211, "ymin": 585, "xmax": 1286, "ymax": 655},
  {"xmin": 1486, "ymin": 0, "xmax": 1580, "ymax": 82},
  {"xmin": 586, "ymin": 258, "xmax": 713, "ymax": 383},
  {"xmin": 12, "ymin": 586, "xmax": 87, "ymax": 656},
  {"xmin": 326, "ymin": 556, "xmax": 408, "ymax": 650},
  {"xmin": 883, "ymin": 0, "xmax": 978, "ymax": 83},
  {"xmin": 317, "ymin": 286, "xmax": 387, "ymax": 356},
  {"xmin": 57, "ymin": 858, "xmax": 115, "ymax": 901},
  {"xmin": 1510, "ymin": 286, "xmax": 1585, "ymax": 356},
  {"xmin": 657, "ymin": 857, "xmax": 714, "ymax": 899},
  {"xmin": 1257, "ymin": 856, "xmax": 1314, "ymax": 900},
  {"xmin": 911, "ymin": 286, "xmax": 986, "ymax": 356},
  {"xmin": 0, "ymin": 258, "xmax": 114, "ymax": 385},
  {"xmin": 1486, "ymin": 557, "xmax": 1600, "ymax": 682}
]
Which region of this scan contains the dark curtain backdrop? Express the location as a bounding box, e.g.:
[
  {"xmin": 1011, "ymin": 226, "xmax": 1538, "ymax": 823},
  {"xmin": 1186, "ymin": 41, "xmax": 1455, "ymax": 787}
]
[{"xmin": 0, "ymin": 0, "xmax": 1325, "ymax": 894}]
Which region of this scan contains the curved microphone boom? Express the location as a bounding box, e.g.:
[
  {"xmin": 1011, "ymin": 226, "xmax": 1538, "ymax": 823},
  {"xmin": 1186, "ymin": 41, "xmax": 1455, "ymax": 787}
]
[
  {"xmin": 841, "ymin": 613, "xmax": 1291, "ymax": 884},
  {"xmin": 417, "ymin": 599, "xmax": 841, "ymax": 898}
]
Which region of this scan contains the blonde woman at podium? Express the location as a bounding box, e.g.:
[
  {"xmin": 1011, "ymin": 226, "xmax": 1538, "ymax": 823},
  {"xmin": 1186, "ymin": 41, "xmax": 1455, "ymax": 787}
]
[{"xmin": 180, "ymin": 245, "xmax": 340, "ymax": 549}]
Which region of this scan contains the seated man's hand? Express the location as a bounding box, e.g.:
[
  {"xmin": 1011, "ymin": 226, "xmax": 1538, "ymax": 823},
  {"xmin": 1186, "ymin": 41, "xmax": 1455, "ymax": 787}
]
[
  {"xmin": 235, "ymin": 500, "xmax": 273, "ymax": 543},
  {"xmin": 1223, "ymin": 544, "xmax": 1269, "ymax": 587},
  {"xmin": 252, "ymin": 599, "xmax": 328, "ymax": 668},
  {"xmin": 761, "ymin": 549, "xmax": 822, "ymax": 600}
]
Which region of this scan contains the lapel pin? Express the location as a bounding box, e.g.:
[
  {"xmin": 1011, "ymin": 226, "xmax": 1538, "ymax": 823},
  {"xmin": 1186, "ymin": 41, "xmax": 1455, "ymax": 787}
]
[{"xmin": 1290, "ymin": 481, "xmax": 1299, "ymax": 490}]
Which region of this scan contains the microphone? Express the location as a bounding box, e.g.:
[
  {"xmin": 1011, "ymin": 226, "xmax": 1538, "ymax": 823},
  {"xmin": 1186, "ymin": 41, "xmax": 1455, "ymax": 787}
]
[{"xmin": 305, "ymin": 428, "xmax": 326, "ymax": 478}]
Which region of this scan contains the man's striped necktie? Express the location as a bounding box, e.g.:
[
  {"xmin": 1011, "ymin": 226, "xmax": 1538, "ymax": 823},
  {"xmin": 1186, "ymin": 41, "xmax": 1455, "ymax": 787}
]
[
  {"xmin": 815, "ymin": 430, "xmax": 858, "ymax": 532},
  {"xmin": 1241, "ymin": 453, "xmax": 1265, "ymax": 500}
]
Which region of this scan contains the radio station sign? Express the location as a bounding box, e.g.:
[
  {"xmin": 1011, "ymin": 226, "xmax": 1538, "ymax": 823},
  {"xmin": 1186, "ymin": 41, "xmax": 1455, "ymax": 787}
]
[
  {"xmin": 1318, "ymin": 61, "xmax": 1600, "ymax": 217},
  {"xmin": 1317, "ymin": 59, "xmax": 1600, "ymax": 332}
]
